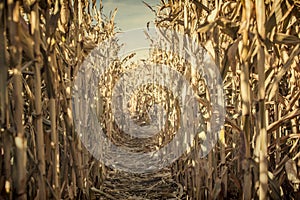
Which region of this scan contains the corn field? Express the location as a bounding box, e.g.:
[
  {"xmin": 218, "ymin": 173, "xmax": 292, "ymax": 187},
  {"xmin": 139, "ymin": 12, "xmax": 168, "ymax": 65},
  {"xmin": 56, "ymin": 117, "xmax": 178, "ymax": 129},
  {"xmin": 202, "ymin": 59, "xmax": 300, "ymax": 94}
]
[{"xmin": 0, "ymin": 0, "xmax": 300, "ymax": 199}]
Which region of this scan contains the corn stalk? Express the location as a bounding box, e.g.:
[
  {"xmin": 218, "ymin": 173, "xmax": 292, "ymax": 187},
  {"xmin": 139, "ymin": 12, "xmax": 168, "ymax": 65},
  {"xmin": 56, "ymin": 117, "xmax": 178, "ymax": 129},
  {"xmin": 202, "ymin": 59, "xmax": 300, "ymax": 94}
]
[
  {"xmin": 30, "ymin": 2, "xmax": 46, "ymax": 198},
  {"xmin": 255, "ymin": 0, "xmax": 268, "ymax": 199},
  {"xmin": 8, "ymin": 0, "xmax": 27, "ymax": 199}
]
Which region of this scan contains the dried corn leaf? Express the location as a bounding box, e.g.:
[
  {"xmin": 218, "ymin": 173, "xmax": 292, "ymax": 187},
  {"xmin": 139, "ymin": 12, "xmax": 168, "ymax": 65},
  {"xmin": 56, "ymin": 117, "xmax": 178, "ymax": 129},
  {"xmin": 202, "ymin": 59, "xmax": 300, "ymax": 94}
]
[
  {"xmin": 285, "ymin": 159, "xmax": 300, "ymax": 191},
  {"xmin": 273, "ymin": 33, "xmax": 300, "ymax": 45}
]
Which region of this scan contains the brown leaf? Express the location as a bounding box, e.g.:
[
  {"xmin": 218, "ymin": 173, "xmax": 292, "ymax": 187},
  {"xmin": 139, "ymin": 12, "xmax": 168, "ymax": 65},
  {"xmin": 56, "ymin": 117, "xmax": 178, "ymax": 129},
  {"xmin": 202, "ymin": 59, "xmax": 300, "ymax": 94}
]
[
  {"xmin": 192, "ymin": 0, "xmax": 210, "ymax": 12},
  {"xmin": 273, "ymin": 33, "xmax": 300, "ymax": 45},
  {"xmin": 225, "ymin": 38, "xmax": 240, "ymax": 75},
  {"xmin": 212, "ymin": 178, "xmax": 222, "ymax": 199},
  {"xmin": 196, "ymin": 22, "xmax": 216, "ymax": 33},
  {"xmin": 285, "ymin": 159, "xmax": 300, "ymax": 191}
]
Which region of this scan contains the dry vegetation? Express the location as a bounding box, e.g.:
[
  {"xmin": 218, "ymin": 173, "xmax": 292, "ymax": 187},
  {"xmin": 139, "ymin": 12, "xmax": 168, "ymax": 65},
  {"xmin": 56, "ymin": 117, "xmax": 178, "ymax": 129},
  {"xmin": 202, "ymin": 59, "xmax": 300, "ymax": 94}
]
[
  {"xmin": 154, "ymin": 0, "xmax": 300, "ymax": 199},
  {"xmin": 0, "ymin": 0, "xmax": 300, "ymax": 199},
  {"xmin": 0, "ymin": 0, "xmax": 115, "ymax": 199}
]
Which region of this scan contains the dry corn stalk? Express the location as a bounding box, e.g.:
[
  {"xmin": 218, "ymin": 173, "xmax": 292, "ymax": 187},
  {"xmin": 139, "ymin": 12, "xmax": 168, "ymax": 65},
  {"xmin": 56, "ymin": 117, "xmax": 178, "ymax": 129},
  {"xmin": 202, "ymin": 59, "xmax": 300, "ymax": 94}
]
[
  {"xmin": 0, "ymin": 0, "xmax": 300, "ymax": 199},
  {"xmin": 156, "ymin": 0, "xmax": 300, "ymax": 199}
]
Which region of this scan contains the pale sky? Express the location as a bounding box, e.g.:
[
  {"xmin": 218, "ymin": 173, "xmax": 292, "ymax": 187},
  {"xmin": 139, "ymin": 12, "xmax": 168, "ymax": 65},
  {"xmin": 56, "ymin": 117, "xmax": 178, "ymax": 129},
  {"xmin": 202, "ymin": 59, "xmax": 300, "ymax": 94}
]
[{"xmin": 102, "ymin": 0, "xmax": 158, "ymax": 31}]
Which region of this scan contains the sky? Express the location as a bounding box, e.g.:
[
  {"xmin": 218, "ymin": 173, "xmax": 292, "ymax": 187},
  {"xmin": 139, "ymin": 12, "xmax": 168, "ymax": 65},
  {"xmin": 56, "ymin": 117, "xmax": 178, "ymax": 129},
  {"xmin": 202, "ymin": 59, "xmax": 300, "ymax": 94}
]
[
  {"xmin": 102, "ymin": 0, "xmax": 158, "ymax": 31},
  {"xmin": 101, "ymin": 0, "xmax": 160, "ymax": 61}
]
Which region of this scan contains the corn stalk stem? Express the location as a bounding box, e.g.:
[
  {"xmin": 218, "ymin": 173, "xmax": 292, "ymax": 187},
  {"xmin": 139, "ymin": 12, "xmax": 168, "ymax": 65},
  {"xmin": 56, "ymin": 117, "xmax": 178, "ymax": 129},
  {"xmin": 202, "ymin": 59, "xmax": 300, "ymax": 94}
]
[
  {"xmin": 50, "ymin": 98, "xmax": 60, "ymax": 199},
  {"xmin": 8, "ymin": 0, "xmax": 27, "ymax": 198},
  {"xmin": 30, "ymin": 3, "xmax": 46, "ymax": 198},
  {"xmin": 0, "ymin": 7, "xmax": 11, "ymax": 197},
  {"xmin": 255, "ymin": 0, "xmax": 268, "ymax": 199},
  {"xmin": 241, "ymin": 1, "xmax": 252, "ymax": 199},
  {"xmin": 0, "ymin": 0, "xmax": 7, "ymax": 127}
]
